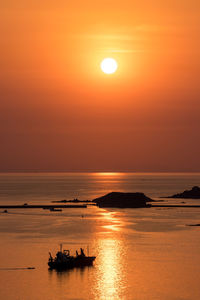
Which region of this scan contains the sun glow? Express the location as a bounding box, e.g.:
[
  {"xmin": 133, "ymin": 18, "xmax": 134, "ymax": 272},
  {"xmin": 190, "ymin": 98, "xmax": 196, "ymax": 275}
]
[{"xmin": 100, "ymin": 58, "xmax": 118, "ymax": 74}]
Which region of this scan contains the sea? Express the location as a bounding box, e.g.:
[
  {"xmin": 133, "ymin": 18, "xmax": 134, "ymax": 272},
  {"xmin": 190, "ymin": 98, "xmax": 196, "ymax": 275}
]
[{"xmin": 0, "ymin": 172, "xmax": 200, "ymax": 300}]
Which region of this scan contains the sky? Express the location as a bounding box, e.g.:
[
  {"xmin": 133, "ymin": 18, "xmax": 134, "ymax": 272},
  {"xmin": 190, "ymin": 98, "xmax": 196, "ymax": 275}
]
[{"xmin": 0, "ymin": 0, "xmax": 200, "ymax": 172}]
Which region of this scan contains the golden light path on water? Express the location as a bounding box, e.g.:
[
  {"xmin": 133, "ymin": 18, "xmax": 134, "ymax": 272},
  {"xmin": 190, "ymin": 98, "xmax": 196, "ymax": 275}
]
[
  {"xmin": 93, "ymin": 172, "xmax": 125, "ymax": 177},
  {"xmin": 100, "ymin": 211, "xmax": 122, "ymax": 231},
  {"xmin": 94, "ymin": 210, "xmax": 127, "ymax": 299},
  {"xmin": 95, "ymin": 239, "xmax": 126, "ymax": 299}
]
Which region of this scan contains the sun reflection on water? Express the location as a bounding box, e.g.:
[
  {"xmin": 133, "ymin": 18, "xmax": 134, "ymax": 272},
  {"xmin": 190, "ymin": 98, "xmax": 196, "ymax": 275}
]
[
  {"xmin": 94, "ymin": 238, "xmax": 126, "ymax": 299},
  {"xmin": 93, "ymin": 172, "xmax": 125, "ymax": 177},
  {"xmin": 92, "ymin": 209, "xmax": 127, "ymax": 299},
  {"xmin": 100, "ymin": 210, "xmax": 123, "ymax": 232}
]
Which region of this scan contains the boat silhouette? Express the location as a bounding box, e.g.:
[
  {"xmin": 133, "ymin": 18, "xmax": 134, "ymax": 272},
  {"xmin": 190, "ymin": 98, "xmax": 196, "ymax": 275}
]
[{"xmin": 48, "ymin": 244, "xmax": 96, "ymax": 270}]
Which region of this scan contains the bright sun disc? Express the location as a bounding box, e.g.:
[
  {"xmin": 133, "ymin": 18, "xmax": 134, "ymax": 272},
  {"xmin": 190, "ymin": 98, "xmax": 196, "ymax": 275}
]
[{"xmin": 101, "ymin": 58, "xmax": 118, "ymax": 74}]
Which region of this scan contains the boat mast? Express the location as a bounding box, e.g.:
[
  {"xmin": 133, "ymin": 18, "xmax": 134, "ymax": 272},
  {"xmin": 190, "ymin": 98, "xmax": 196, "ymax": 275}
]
[{"xmin": 60, "ymin": 243, "xmax": 62, "ymax": 252}]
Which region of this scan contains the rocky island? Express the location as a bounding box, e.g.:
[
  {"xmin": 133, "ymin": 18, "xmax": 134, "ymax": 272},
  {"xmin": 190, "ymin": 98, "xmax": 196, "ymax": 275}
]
[
  {"xmin": 165, "ymin": 186, "xmax": 200, "ymax": 199},
  {"xmin": 93, "ymin": 192, "xmax": 153, "ymax": 208}
]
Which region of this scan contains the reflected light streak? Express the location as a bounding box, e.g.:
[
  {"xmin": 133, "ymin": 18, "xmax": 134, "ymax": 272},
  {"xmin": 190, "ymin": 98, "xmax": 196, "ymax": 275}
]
[
  {"xmin": 94, "ymin": 239, "xmax": 126, "ymax": 300},
  {"xmin": 93, "ymin": 172, "xmax": 125, "ymax": 177},
  {"xmin": 103, "ymin": 224, "xmax": 120, "ymax": 231},
  {"xmin": 100, "ymin": 211, "xmax": 122, "ymax": 232}
]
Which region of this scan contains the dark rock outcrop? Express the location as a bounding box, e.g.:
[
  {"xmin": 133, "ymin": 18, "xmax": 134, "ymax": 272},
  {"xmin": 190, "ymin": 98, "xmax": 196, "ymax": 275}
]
[
  {"xmin": 93, "ymin": 192, "xmax": 153, "ymax": 208},
  {"xmin": 166, "ymin": 186, "xmax": 200, "ymax": 199}
]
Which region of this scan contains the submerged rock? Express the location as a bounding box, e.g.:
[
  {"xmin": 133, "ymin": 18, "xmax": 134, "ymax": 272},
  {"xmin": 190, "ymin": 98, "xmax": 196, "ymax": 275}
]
[
  {"xmin": 93, "ymin": 192, "xmax": 153, "ymax": 208},
  {"xmin": 166, "ymin": 186, "xmax": 200, "ymax": 199}
]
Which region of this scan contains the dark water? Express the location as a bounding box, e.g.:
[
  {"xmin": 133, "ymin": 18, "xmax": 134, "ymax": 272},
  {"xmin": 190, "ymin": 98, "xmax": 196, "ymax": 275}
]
[{"xmin": 0, "ymin": 173, "xmax": 200, "ymax": 299}]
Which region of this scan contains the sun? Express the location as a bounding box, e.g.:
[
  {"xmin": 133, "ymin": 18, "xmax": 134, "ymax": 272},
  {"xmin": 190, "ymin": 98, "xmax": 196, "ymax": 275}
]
[{"xmin": 100, "ymin": 58, "xmax": 118, "ymax": 74}]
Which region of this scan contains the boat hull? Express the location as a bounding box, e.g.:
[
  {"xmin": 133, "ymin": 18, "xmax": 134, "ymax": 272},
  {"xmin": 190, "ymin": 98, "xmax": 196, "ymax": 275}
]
[{"xmin": 48, "ymin": 256, "xmax": 96, "ymax": 270}]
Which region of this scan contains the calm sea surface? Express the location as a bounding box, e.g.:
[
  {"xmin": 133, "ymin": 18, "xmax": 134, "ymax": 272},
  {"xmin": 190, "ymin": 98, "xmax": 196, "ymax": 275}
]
[{"xmin": 0, "ymin": 172, "xmax": 200, "ymax": 300}]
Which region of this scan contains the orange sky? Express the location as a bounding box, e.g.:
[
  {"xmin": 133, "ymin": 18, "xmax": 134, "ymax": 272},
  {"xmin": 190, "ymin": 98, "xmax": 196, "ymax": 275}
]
[{"xmin": 0, "ymin": 1, "xmax": 200, "ymax": 172}]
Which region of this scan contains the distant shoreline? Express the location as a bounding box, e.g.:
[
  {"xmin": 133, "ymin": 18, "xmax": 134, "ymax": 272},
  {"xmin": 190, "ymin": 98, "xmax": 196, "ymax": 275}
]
[{"xmin": 0, "ymin": 204, "xmax": 87, "ymax": 209}]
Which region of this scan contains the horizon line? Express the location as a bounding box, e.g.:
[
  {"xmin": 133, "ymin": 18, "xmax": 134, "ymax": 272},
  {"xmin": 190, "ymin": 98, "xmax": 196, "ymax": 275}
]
[{"xmin": 0, "ymin": 170, "xmax": 200, "ymax": 174}]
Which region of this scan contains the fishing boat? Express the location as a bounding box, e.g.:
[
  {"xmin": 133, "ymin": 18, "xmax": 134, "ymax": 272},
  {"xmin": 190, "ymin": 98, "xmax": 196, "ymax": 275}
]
[{"xmin": 48, "ymin": 244, "xmax": 96, "ymax": 270}]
